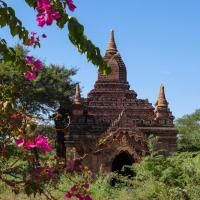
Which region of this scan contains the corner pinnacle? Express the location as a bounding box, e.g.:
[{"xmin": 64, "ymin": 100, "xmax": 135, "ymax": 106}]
[{"xmin": 156, "ymin": 84, "xmax": 168, "ymax": 107}]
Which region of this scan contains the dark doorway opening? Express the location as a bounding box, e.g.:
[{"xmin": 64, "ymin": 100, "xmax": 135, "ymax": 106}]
[
  {"xmin": 112, "ymin": 151, "xmax": 133, "ymax": 174},
  {"xmin": 110, "ymin": 151, "xmax": 135, "ymax": 186}
]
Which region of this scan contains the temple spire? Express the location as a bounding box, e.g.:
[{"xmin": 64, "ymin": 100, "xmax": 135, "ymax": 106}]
[
  {"xmin": 107, "ymin": 30, "xmax": 117, "ymax": 52},
  {"xmin": 74, "ymin": 84, "xmax": 81, "ymax": 104},
  {"xmin": 156, "ymin": 84, "xmax": 168, "ymax": 107},
  {"xmin": 155, "ymin": 84, "xmax": 174, "ymax": 123}
]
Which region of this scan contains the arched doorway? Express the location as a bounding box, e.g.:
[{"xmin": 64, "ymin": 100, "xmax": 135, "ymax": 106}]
[{"xmin": 112, "ymin": 151, "xmax": 135, "ymax": 177}]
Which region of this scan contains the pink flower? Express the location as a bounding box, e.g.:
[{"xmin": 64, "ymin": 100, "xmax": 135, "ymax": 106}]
[
  {"xmin": 37, "ymin": 14, "xmax": 46, "ymax": 27},
  {"xmin": 85, "ymin": 195, "xmax": 92, "ymax": 200},
  {"xmin": 46, "ymin": 14, "xmax": 53, "ymax": 25},
  {"xmin": 25, "ymin": 56, "xmax": 42, "ymax": 73},
  {"xmin": 42, "ymin": 4, "xmax": 51, "ymax": 11},
  {"xmin": 33, "ymin": 59, "xmax": 42, "ymax": 70},
  {"xmin": 27, "ymin": 32, "xmax": 40, "ymax": 46},
  {"xmin": 36, "ymin": 11, "xmax": 60, "ymax": 26},
  {"xmin": 16, "ymin": 134, "xmax": 52, "ymax": 153},
  {"xmin": 25, "ymin": 56, "xmax": 34, "ymax": 65},
  {"xmin": 16, "ymin": 137, "xmax": 25, "ymax": 147},
  {"xmin": 75, "ymin": 194, "xmax": 84, "ymax": 200},
  {"xmin": 36, "ymin": 0, "xmax": 60, "ymax": 27},
  {"xmin": 24, "ymin": 71, "xmax": 36, "ymax": 81},
  {"xmin": 40, "ymin": 144, "xmax": 52, "ymax": 153},
  {"xmin": 82, "ymin": 183, "xmax": 89, "ymax": 190},
  {"xmin": 64, "ymin": 183, "xmax": 92, "ymax": 200},
  {"xmin": 25, "ymin": 141, "xmax": 36, "ymax": 149},
  {"xmin": 36, "ymin": 0, "xmax": 51, "ymax": 11},
  {"xmin": 35, "ymin": 135, "xmax": 53, "ymax": 153},
  {"xmin": 51, "ymin": 11, "xmax": 60, "ymax": 20},
  {"xmin": 65, "ymin": 192, "xmax": 73, "ymax": 199},
  {"xmin": 35, "ymin": 135, "xmax": 48, "ymax": 146},
  {"xmin": 71, "ymin": 185, "xmax": 78, "ymax": 193},
  {"xmin": 66, "ymin": 0, "xmax": 76, "ymax": 11}
]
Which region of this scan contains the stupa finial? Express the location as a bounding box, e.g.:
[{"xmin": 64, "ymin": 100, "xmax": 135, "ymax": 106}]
[
  {"xmin": 107, "ymin": 29, "xmax": 117, "ymax": 52},
  {"xmin": 74, "ymin": 84, "xmax": 81, "ymax": 104}
]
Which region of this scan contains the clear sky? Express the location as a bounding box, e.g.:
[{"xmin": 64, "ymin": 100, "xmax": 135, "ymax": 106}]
[{"xmin": 1, "ymin": 0, "xmax": 200, "ymax": 119}]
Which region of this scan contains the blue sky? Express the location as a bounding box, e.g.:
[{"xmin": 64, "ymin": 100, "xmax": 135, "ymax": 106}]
[{"xmin": 1, "ymin": 0, "xmax": 200, "ymax": 118}]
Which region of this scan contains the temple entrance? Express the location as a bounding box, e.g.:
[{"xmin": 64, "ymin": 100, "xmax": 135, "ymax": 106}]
[
  {"xmin": 112, "ymin": 151, "xmax": 134, "ymax": 176},
  {"xmin": 110, "ymin": 151, "xmax": 135, "ymax": 186}
]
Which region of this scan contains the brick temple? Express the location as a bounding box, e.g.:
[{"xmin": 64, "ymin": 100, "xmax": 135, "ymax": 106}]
[{"xmin": 55, "ymin": 31, "xmax": 177, "ymax": 173}]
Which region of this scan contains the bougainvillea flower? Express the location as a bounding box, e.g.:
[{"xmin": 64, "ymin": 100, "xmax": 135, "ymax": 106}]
[
  {"xmin": 36, "ymin": 11, "xmax": 60, "ymax": 26},
  {"xmin": 36, "ymin": 0, "xmax": 51, "ymax": 11},
  {"xmin": 51, "ymin": 11, "xmax": 60, "ymax": 20},
  {"xmin": 64, "ymin": 183, "xmax": 92, "ymax": 200},
  {"xmin": 85, "ymin": 195, "xmax": 92, "ymax": 200},
  {"xmin": 25, "ymin": 140, "xmax": 37, "ymax": 149},
  {"xmin": 16, "ymin": 134, "xmax": 52, "ymax": 153},
  {"xmin": 82, "ymin": 183, "xmax": 90, "ymax": 190},
  {"xmin": 75, "ymin": 194, "xmax": 85, "ymax": 200},
  {"xmin": 40, "ymin": 145, "xmax": 52, "ymax": 153},
  {"xmin": 66, "ymin": 0, "xmax": 76, "ymax": 11},
  {"xmin": 36, "ymin": 13, "xmax": 46, "ymax": 27},
  {"xmin": 27, "ymin": 32, "xmax": 41, "ymax": 46},
  {"xmin": 65, "ymin": 192, "xmax": 73, "ymax": 198},
  {"xmin": 36, "ymin": 0, "xmax": 60, "ymax": 27},
  {"xmin": 16, "ymin": 137, "xmax": 25, "ymax": 147},
  {"xmin": 24, "ymin": 71, "xmax": 36, "ymax": 81},
  {"xmin": 71, "ymin": 185, "xmax": 78, "ymax": 193},
  {"xmin": 33, "ymin": 59, "xmax": 42, "ymax": 70},
  {"xmin": 25, "ymin": 56, "xmax": 34, "ymax": 65},
  {"xmin": 35, "ymin": 135, "xmax": 53, "ymax": 153},
  {"xmin": 46, "ymin": 14, "xmax": 53, "ymax": 25},
  {"xmin": 35, "ymin": 135, "xmax": 48, "ymax": 146},
  {"xmin": 42, "ymin": 4, "xmax": 51, "ymax": 12}
]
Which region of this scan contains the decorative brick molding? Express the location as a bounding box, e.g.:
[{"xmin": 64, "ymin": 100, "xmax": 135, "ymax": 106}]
[{"xmin": 55, "ymin": 31, "xmax": 178, "ymax": 173}]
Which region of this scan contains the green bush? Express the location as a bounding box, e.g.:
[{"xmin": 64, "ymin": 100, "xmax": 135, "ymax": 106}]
[{"xmin": 2, "ymin": 152, "xmax": 200, "ymax": 200}]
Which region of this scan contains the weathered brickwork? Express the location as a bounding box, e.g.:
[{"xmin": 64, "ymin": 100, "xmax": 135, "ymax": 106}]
[{"xmin": 55, "ymin": 31, "xmax": 178, "ymax": 173}]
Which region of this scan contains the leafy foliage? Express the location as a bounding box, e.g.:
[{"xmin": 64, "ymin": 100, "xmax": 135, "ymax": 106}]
[
  {"xmin": 176, "ymin": 109, "xmax": 200, "ymax": 152},
  {"xmin": 68, "ymin": 17, "xmax": 110, "ymax": 74},
  {"xmin": 2, "ymin": 0, "xmax": 200, "ymax": 199},
  {"xmin": 0, "ymin": 1, "xmax": 29, "ymax": 42},
  {"xmin": 0, "ymin": 45, "xmax": 76, "ymax": 114},
  {"xmin": 0, "ymin": 0, "xmax": 103, "ymax": 199},
  {"xmin": 0, "ymin": 0, "xmax": 110, "ymax": 72},
  {"xmin": 2, "ymin": 152, "xmax": 200, "ymax": 200}
]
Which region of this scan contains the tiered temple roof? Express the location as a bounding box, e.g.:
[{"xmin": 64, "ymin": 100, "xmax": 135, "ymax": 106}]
[{"xmin": 55, "ymin": 31, "xmax": 178, "ymax": 173}]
